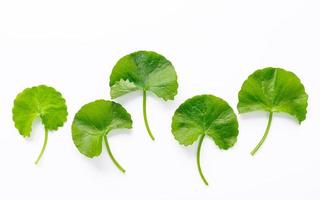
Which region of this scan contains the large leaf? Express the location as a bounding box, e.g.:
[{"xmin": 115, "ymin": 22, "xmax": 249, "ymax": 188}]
[
  {"xmin": 12, "ymin": 85, "xmax": 68, "ymax": 164},
  {"xmin": 109, "ymin": 51, "xmax": 178, "ymax": 100},
  {"xmin": 171, "ymin": 94, "xmax": 239, "ymax": 185},
  {"xmin": 237, "ymin": 67, "xmax": 308, "ymax": 155},
  {"xmin": 109, "ymin": 51, "xmax": 178, "ymax": 140},
  {"xmin": 72, "ymin": 100, "xmax": 132, "ymax": 173}
]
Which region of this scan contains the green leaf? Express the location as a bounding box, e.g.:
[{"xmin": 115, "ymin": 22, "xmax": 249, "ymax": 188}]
[
  {"xmin": 72, "ymin": 100, "xmax": 132, "ymax": 173},
  {"xmin": 171, "ymin": 94, "xmax": 239, "ymax": 185},
  {"xmin": 237, "ymin": 67, "xmax": 308, "ymax": 155},
  {"xmin": 12, "ymin": 85, "xmax": 68, "ymax": 164},
  {"xmin": 109, "ymin": 50, "xmax": 178, "ymax": 140},
  {"xmin": 110, "ymin": 79, "xmax": 139, "ymax": 99}
]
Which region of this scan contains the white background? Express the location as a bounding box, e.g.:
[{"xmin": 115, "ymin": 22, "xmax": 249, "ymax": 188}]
[{"xmin": 0, "ymin": 0, "xmax": 319, "ymax": 199}]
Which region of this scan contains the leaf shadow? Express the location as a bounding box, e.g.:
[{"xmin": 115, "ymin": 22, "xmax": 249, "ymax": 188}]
[
  {"xmin": 112, "ymin": 91, "xmax": 141, "ymax": 105},
  {"xmin": 238, "ymin": 111, "xmax": 269, "ymax": 121},
  {"xmin": 84, "ymin": 155, "xmax": 110, "ymax": 172},
  {"xmin": 150, "ymin": 92, "xmax": 182, "ymax": 112},
  {"xmin": 181, "ymin": 144, "xmax": 198, "ymax": 157}
]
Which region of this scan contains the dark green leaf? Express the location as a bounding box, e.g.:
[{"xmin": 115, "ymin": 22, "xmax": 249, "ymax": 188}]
[
  {"xmin": 109, "ymin": 51, "xmax": 178, "ymax": 140},
  {"xmin": 171, "ymin": 94, "xmax": 239, "ymax": 185},
  {"xmin": 72, "ymin": 100, "xmax": 132, "ymax": 173},
  {"xmin": 237, "ymin": 67, "xmax": 308, "ymax": 155}
]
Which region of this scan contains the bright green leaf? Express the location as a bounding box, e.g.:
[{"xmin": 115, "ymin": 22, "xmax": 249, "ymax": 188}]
[
  {"xmin": 12, "ymin": 85, "xmax": 68, "ymax": 164},
  {"xmin": 109, "ymin": 51, "xmax": 178, "ymax": 140},
  {"xmin": 110, "ymin": 79, "xmax": 139, "ymax": 99},
  {"xmin": 72, "ymin": 100, "xmax": 132, "ymax": 173},
  {"xmin": 171, "ymin": 94, "xmax": 239, "ymax": 185},
  {"xmin": 237, "ymin": 67, "xmax": 308, "ymax": 155}
]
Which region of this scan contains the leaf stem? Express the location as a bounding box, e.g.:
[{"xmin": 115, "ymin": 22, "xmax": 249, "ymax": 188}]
[
  {"xmin": 251, "ymin": 112, "xmax": 274, "ymax": 156},
  {"xmin": 35, "ymin": 128, "xmax": 48, "ymax": 165},
  {"xmin": 104, "ymin": 135, "xmax": 126, "ymax": 173},
  {"xmin": 143, "ymin": 90, "xmax": 155, "ymax": 141},
  {"xmin": 197, "ymin": 134, "xmax": 209, "ymax": 186}
]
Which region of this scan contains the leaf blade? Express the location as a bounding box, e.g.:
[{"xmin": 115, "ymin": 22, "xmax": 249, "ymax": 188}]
[
  {"xmin": 12, "ymin": 85, "xmax": 68, "ymax": 137},
  {"xmin": 109, "ymin": 51, "xmax": 178, "ymax": 100},
  {"xmin": 237, "ymin": 67, "xmax": 308, "ymax": 122},
  {"xmin": 72, "ymin": 100, "xmax": 132, "ymax": 158},
  {"xmin": 171, "ymin": 95, "xmax": 239, "ymax": 149}
]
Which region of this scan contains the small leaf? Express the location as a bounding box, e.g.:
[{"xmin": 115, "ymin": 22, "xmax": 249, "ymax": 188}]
[
  {"xmin": 72, "ymin": 100, "xmax": 132, "ymax": 173},
  {"xmin": 109, "ymin": 50, "xmax": 178, "ymax": 140},
  {"xmin": 237, "ymin": 67, "xmax": 308, "ymax": 155},
  {"xmin": 12, "ymin": 85, "xmax": 68, "ymax": 164},
  {"xmin": 171, "ymin": 94, "xmax": 239, "ymax": 185}
]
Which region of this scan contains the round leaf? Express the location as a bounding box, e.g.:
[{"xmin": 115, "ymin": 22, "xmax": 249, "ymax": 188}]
[
  {"xmin": 72, "ymin": 100, "xmax": 132, "ymax": 158},
  {"xmin": 13, "ymin": 85, "xmax": 68, "ymax": 137},
  {"xmin": 109, "ymin": 51, "xmax": 178, "ymax": 101},
  {"xmin": 238, "ymin": 67, "xmax": 308, "ymax": 122},
  {"xmin": 171, "ymin": 95, "xmax": 239, "ymax": 150}
]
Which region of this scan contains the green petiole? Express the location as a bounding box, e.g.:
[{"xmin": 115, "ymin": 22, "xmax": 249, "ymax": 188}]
[
  {"xmin": 35, "ymin": 128, "xmax": 49, "ymax": 165},
  {"xmin": 197, "ymin": 134, "xmax": 209, "ymax": 186},
  {"xmin": 251, "ymin": 112, "xmax": 273, "ymax": 156},
  {"xmin": 104, "ymin": 135, "xmax": 126, "ymax": 173},
  {"xmin": 143, "ymin": 90, "xmax": 155, "ymax": 141}
]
